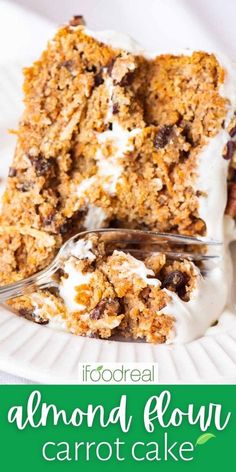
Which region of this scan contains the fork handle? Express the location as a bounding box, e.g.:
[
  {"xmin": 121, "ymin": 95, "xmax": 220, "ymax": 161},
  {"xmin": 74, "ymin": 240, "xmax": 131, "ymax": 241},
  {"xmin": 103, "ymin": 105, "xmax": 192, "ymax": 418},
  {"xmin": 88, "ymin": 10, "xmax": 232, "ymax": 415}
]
[{"xmin": 0, "ymin": 261, "xmax": 59, "ymax": 302}]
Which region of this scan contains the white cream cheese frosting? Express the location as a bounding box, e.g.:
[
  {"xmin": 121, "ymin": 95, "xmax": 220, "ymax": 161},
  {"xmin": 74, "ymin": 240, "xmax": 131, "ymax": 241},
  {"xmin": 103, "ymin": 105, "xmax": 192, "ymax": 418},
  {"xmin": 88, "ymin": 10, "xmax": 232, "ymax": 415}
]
[
  {"xmin": 160, "ymin": 263, "xmax": 228, "ymax": 343},
  {"xmin": 31, "ymin": 293, "xmax": 68, "ymax": 332},
  {"xmin": 76, "ymin": 75, "xmax": 141, "ymax": 203},
  {"xmin": 84, "ymin": 28, "xmax": 146, "ymax": 55},
  {"xmin": 84, "ymin": 205, "xmax": 107, "ymax": 231},
  {"xmin": 196, "ymin": 54, "xmax": 236, "ymax": 241},
  {"xmin": 96, "ymin": 122, "xmax": 141, "ymax": 195},
  {"xmin": 111, "ymin": 250, "xmax": 160, "ymax": 287},
  {"xmin": 59, "ymin": 259, "xmax": 93, "ymax": 313},
  {"xmin": 70, "ymin": 239, "xmax": 96, "ymax": 261}
]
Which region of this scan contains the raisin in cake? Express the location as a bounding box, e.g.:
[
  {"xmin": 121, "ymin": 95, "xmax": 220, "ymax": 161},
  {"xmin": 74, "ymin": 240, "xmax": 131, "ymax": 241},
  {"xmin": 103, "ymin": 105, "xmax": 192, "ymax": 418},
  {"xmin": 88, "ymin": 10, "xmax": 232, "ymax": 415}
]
[{"xmin": 0, "ymin": 17, "xmax": 236, "ymax": 343}]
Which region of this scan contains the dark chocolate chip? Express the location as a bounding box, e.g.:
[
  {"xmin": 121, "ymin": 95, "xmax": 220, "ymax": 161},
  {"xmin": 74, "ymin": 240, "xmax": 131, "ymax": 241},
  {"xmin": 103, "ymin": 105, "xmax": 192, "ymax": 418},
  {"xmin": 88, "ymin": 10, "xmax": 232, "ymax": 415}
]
[
  {"xmin": 90, "ymin": 299, "xmax": 109, "ymax": 320},
  {"xmin": 90, "ymin": 298, "xmax": 121, "ymax": 320},
  {"xmin": 47, "ymin": 286, "xmax": 60, "ymax": 297},
  {"xmin": 181, "ymin": 124, "xmax": 194, "ymax": 146},
  {"xmin": 86, "ymin": 65, "xmax": 97, "ymax": 73},
  {"xmin": 30, "ymin": 156, "xmax": 54, "ymax": 176},
  {"xmin": 223, "ymin": 140, "xmax": 235, "ymax": 160},
  {"xmin": 140, "ymin": 286, "xmax": 151, "ymax": 301},
  {"xmin": 69, "ymin": 15, "xmax": 85, "ymax": 27},
  {"xmin": 17, "ymin": 182, "xmax": 32, "ymax": 192},
  {"xmin": 154, "ymin": 125, "xmax": 173, "ymax": 149},
  {"xmin": 19, "ymin": 308, "xmax": 33, "ymax": 318},
  {"xmin": 107, "ymin": 59, "xmax": 115, "ymax": 76},
  {"xmin": 58, "ymin": 210, "xmax": 85, "ymax": 236},
  {"xmin": 162, "ymin": 270, "xmax": 188, "ymax": 298},
  {"xmin": 18, "ymin": 308, "xmax": 49, "ymax": 325},
  {"xmin": 179, "ymin": 149, "xmax": 190, "ymax": 161},
  {"xmin": 119, "ymin": 71, "xmax": 134, "ymax": 87},
  {"xmin": 108, "ymin": 122, "xmax": 113, "ymax": 130},
  {"xmin": 90, "ymin": 300, "xmax": 107, "ymax": 320},
  {"xmin": 112, "ymin": 103, "xmax": 119, "ymax": 114},
  {"xmin": 56, "ymin": 268, "xmax": 66, "ymax": 279},
  {"xmin": 42, "ymin": 213, "xmax": 55, "ymax": 226},
  {"xmin": 61, "ymin": 60, "xmax": 74, "ymax": 72},
  {"xmin": 229, "ymin": 126, "xmax": 236, "ymax": 138},
  {"xmin": 231, "ymin": 169, "xmax": 236, "ymax": 182},
  {"xmin": 226, "ymin": 182, "xmax": 236, "ymax": 217},
  {"xmin": 59, "ymin": 219, "xmax": 71, "ymax": 235},
  {"xmin": 89, "ymin": 332, "xmax": 99, "ymax": 338},
  {"xmin": 109, "ymin": 218, "xmax": 123, "ymax": 228},
  {"xmin": 34, "ymin": 317, "xmax": 49, "ymax": 325},
  {"xmin": 211, "ymin": 319, "xmax": 219, "ymax": 327},
  {"xmin": 94, "ymin": 71, "xmax": 104, "ymax": 86},
  {"xmin": 8, "ymin": 167, "xmax": 17, "ymax": 177}
]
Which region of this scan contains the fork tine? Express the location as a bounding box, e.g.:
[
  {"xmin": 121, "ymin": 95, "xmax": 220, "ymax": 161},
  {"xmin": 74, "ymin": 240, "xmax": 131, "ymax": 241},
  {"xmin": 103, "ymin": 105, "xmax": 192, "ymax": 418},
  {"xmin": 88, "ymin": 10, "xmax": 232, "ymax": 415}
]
[
  {"xmin": 94, "ymin": 228, "xmax": 222, "ymax": 246},
  {"xmin": 105, "ymin": 239, "xmax": 217, "ymax": 247},
  {"xmin": 108, "ymin": 248, "xmax": 220, "ymax": 261}
]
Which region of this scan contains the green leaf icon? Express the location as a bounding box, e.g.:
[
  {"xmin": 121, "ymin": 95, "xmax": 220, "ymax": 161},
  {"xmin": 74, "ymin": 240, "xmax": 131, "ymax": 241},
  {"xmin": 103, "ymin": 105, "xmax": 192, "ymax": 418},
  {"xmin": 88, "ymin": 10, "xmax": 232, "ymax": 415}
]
[
  {"xmin": 196, "ymin": 433, "xmax": 216, "ymax": 446},
  {"xmin": 96, "ymin": 365, "xmax": 103, "ymax": 371}
]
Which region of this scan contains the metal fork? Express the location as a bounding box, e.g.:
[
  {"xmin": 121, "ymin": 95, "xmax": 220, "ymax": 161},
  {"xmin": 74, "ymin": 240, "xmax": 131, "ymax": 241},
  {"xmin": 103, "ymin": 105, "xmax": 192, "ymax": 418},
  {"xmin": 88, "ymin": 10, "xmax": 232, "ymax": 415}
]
[{"xmin": 0, "ymin": 228, "xmax": 222, "ymax": 302}]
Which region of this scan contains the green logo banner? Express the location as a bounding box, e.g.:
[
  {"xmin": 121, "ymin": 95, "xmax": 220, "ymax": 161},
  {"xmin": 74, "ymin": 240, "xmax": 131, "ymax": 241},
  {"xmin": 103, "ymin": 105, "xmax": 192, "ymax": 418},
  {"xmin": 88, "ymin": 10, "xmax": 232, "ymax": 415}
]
[{"xmin": 0, "ymin": 385, "xmax": 235, "ymax": 471}]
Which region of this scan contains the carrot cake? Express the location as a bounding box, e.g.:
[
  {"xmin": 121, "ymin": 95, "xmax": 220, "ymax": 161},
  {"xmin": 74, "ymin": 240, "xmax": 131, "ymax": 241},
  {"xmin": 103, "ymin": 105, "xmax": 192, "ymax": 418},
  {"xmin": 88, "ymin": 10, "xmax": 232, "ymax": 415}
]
[{"xmin": 0, "ymin": 16, "xmax": 236, "ymax": 343}]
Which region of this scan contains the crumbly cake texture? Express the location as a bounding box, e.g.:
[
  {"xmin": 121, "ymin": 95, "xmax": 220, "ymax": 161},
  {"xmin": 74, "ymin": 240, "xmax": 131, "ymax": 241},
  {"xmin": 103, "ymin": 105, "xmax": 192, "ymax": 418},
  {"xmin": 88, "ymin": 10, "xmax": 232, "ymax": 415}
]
[
  {"xmin": 0, "ymin": 19, "xmax": 235, "ymax": 342},
  {"xmin": 24, "ymin": 235, "xmax": 198, "ymax": 343}
]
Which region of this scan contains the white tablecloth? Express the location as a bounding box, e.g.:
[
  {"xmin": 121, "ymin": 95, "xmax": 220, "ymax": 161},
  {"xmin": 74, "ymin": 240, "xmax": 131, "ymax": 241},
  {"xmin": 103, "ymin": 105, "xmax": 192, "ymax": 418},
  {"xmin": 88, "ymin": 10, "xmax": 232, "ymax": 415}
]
[{"xmin": 0, "ymin": 0, "xmax": 236, "ymax": 383}]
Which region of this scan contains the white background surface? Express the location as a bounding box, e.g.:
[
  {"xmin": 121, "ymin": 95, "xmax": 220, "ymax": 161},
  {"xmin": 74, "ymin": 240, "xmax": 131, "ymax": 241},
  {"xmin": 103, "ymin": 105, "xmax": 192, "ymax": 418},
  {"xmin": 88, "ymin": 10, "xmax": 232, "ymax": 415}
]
[
  {"xmin": 0, "ymin": 0, "xmax": 236, "ymax": 383},
  {"xmin": 12, "ymin": 0, "xmax": 236, "ymax": 59}
]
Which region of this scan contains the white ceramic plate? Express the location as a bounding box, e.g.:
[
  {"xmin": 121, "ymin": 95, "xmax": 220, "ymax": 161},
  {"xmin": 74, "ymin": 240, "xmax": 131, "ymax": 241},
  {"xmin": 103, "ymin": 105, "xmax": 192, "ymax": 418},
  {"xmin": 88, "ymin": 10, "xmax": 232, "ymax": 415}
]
[{"xmin": 0, "ymin": 61, "xmax": 236, "ymax": 384}]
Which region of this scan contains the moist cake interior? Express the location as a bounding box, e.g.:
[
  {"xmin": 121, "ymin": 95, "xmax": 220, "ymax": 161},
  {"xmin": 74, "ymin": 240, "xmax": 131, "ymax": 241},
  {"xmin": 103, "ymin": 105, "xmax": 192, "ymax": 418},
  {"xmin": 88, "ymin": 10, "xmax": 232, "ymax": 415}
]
[{"xmin": 0, "ymin": 17, "xmax": 236, "ymax": 343}]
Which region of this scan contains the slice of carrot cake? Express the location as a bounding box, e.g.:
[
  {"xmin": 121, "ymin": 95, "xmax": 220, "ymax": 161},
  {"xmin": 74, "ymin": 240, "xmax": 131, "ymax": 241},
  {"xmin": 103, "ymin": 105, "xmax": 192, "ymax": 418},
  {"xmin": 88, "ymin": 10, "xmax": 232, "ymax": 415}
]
[{"xmin": 0, "ymin": 17, "xmax": 236, "ymax": 343}]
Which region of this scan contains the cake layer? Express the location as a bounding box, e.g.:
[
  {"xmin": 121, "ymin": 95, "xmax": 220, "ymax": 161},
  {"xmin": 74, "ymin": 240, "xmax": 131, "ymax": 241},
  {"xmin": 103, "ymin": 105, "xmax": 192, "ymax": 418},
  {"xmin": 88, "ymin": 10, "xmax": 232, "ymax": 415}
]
[{"xmin": 0, "ymin": 19, "xmax": 236, "ymax": 343}]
